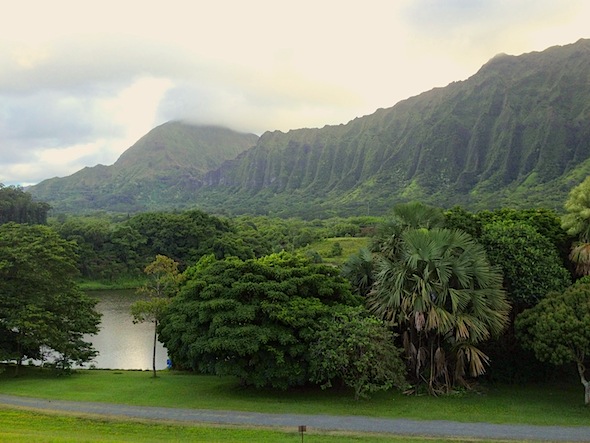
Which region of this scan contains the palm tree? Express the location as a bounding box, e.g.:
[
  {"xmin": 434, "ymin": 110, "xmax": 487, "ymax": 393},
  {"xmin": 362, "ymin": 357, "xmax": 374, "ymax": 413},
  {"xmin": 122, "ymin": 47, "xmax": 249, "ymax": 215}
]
[
  {"xmin": 367, "ymin": 227, "xmax": 509, "ymax": 394},
  {"xmin": 371, "ymin": 201, "xmax": 445, "ymax": 256},
  {"xmin": 341, "ymin": 248, "xmax": 374, "ymax": 297},
  {"xmin": 562, "ymin": 176, "xmax": 590, "ymax": 275}
]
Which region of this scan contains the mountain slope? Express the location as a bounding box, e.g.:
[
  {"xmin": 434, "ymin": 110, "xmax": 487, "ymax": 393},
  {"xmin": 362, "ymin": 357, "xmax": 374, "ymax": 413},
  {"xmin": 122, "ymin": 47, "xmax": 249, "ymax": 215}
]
[
  {"xmin": 29, "ymin": 122, "xmax": 259, "ymax": 212},
  {"xmin": 199, "ymin": 39, "xmax": 590, "ymax": 216},
  {"xmin": 30, "ymin": 39, "xmax": 590, "ymax": 216}
]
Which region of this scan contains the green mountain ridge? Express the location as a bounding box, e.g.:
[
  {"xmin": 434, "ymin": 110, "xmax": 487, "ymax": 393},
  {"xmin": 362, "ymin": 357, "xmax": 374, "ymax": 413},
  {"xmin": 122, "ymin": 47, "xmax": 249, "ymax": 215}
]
[
  {"xmin": 29, "ymin": 39, "xmax": 590, "ymax": 216},
  {"xmin": 199, "ymin": 38, "xmax": 590, "ymax": 216},
  {"xmin": 29, "ymin": 123, "xmax": 259, "ymax": 212}
]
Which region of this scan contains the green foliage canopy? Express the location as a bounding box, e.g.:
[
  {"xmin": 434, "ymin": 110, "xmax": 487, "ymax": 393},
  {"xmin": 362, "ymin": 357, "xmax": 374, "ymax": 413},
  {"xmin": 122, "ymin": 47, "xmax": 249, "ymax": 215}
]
[
  {"xmin": 479, "ymin": 220, "xmax": 571, "ymax": 309},
  {"xmin": 444, "ymin": 206, "xmax": 573, "ymax": 382},
  {"xmin": 309, "ymin": 306, "xmax": 407, "ymax": 399},
  {"xmin": 159, "ymin": 252, "xmax": 361, "ymax": 389},
  {"xmin": 0, "ymin": 184, "xmax": 50, "ymax": 225},
  {"xmin": 562, "ymin": 176, "xmax": 590, "ymax": 242},
  {"xmin": 516, "ymin": 281, "xmax": 590, "ymax": 404},
  {"xmin": 562, "ymin": 177, "xmax": 590, "ymax": 276},
  {"xmin": 0, "ymin": 223, "xmax": 100, "ymax": 370}
]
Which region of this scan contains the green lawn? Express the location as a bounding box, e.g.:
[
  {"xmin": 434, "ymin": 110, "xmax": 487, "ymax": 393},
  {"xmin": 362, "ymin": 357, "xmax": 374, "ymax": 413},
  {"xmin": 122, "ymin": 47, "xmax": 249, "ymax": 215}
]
[
  {"xmin": 303, "ymin": 236, "xmax": 369, "ymax": 266},
  {"xmin": 0, "ymin": 408, "xmax": 499, "ymax": 443},
  {"xmin": 0, "ymin": 367, "xmax": 587, "ymax": 442},
  {"xmin": 0, "ymin": 366, "xmax": 588, "ymax": 427}
]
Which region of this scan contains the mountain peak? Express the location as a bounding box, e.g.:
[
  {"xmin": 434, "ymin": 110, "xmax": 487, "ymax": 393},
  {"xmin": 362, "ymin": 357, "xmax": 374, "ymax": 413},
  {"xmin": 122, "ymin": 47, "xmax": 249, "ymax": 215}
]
[{"xmin": 29, "ymin": 39, "xmax": 590, "ymax": 216}]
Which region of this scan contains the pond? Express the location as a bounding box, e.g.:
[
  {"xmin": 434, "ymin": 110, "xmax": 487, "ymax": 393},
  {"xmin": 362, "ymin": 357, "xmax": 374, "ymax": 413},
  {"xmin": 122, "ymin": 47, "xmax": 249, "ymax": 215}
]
[{"xmin": 86, "ymin": 290, "xmax": 169, "ymax": 370}]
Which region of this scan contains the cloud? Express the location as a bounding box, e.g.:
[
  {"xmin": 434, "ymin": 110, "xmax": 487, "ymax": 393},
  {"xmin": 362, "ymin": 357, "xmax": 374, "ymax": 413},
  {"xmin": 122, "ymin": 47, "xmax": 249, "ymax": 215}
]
[
  {"xmin": 401, "ymin": 0, "xmax": 588, "ymax": 57},
  {"xmin": 156, "ymin": 63, "xmax": 363, "ymax": 133},
  {"xmin": 1, "ymin": 92, "xmax": 122, "ymax": 146}
]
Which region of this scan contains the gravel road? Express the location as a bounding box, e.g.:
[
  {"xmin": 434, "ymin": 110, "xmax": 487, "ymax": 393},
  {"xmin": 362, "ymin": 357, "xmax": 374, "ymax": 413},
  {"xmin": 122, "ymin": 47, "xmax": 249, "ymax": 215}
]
[{"xmin": 1, "ymin": 394, "xmax": 589, "ymax": 441}]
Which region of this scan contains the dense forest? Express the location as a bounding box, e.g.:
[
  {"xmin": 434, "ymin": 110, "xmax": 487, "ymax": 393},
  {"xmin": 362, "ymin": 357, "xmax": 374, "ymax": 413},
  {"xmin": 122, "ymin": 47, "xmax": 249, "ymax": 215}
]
[
  {"xmin": 0, "ymin": 184, "xmax": 50, "ymax": 225},
  {"xmin": 3, "ymin": 182, "xmax": 590, "ymax": 403}
]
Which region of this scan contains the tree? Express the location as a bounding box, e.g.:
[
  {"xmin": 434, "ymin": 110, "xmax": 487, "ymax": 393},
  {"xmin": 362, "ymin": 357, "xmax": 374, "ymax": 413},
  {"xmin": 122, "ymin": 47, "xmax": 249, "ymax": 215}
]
[
  {"xmin": 369, "ymin": 226, "xmax": 509, "ymax": 394},
  {"xmin": 341, "ymin": 248, "xmax": 375, "ymax": 297},
  {"xmin": 0, "ymin": 184, "xmax": 50, "ymax": 225},
  {"xmin": 54, "ymin": 216, "xmax": 120, "ymax": 280},
  {"xmin": 562, "ymin": 177, "xmax": 590, "ymax": 276},
  {"xmin": 371, "ymin": 201, "xmax": 445, "ymax": 258},
  {"xmin": 309, "ymin": 306, "xmax": 407, "ymax": 399},
  {"xmin": 446, "ymin": 207, "xmax": 573, "ymax": 270},
  {"xmin": 329, "ymin": 241, "xmax": 343, "ymax": 257},
  {"xmin": 516, "ymin": 281, "xmax": 590, "ymax": 405},
  {"xmin": 131, "ymin": 255, "xmax": 181, "ymax": 378},
  {"xmin": 0, "ymin": 223, "xmax": 100, "ymax": 373},
  {"xmin": 126, "ymin": 210, "xmax": 234, "ymax": 269},
  {"xmin": 158, "ymin": 252, "xmax": 361, "ymax": 389},
  {"xmin": 479, "ymin": 221, "xmax": 571, "ymax": 310},
  {"xmin": 562, "ymin": 176, "xmax": 590, "ymax": 242},
  {"xmin": 444, "ymin": 207, "xmax": 573, "ymax": 382},
  {"xmin": 477, "ymin": 220, "xmax": 571, "ymax": 382}
]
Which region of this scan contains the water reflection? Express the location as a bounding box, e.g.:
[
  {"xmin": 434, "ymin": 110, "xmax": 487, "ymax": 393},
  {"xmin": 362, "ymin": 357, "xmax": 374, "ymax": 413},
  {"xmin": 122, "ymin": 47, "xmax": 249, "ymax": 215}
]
[{"xmin": 87, "ymin": 290, "xmax": 168, "ymax": 370}]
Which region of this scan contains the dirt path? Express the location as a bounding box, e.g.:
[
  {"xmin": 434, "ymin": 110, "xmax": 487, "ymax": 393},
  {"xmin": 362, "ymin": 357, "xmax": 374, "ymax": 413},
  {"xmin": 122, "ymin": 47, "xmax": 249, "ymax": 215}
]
[{"xmin": 1, "ymin": 394, "xmax": 589, "ymax": 441}]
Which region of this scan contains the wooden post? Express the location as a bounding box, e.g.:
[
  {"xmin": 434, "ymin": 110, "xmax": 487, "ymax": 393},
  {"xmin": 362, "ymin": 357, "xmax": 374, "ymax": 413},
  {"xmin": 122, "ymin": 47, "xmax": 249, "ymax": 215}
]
[{"xmin": 298, "ymin": 425, "xmax": 306, "ymax": 443}]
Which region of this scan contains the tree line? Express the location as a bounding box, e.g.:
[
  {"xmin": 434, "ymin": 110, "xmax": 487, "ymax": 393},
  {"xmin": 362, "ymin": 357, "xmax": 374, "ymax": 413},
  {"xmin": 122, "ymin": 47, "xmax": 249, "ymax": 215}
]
[
  {"xmin": 0, "ymin": 184, "xmax": 50, "ymax": 225},
  {"xmin": 1, "ymin": 181, "xmax": 589, "ymax": 403}
]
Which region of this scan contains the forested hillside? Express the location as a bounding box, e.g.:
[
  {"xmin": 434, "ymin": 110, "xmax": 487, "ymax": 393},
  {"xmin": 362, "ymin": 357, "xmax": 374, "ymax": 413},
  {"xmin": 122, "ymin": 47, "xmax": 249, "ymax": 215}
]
[
  {"xmin": 29, "ymin": 123, "xmax": 258, "ymax": 212},
  {"xmin": 28, "ymin": 39, "xmax": 590, "ymax": 217},
  {"xmin": 201, "ymin": 39, "xmax": 590, "ymax": 216}
]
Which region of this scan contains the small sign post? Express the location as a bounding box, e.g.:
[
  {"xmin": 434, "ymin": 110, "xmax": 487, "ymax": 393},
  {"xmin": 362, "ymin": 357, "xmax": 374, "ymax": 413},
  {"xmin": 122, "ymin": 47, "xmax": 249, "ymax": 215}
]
[{"xmin": 298, "ymin": 425, "xmax": 307, "ymax": 442}]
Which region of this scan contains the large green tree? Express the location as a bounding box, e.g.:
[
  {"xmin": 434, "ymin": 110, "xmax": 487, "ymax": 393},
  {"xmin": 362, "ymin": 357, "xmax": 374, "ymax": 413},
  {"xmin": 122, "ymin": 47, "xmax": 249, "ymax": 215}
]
[
  {"xmin": 0, "ymin": 223, "xmax": 100, "ymax": 372},
  {"xmin": 126, "ymin": 210, "xmax": 245, "ymax": 269},
  {"xmin": 158, "ymin": 252, "xmax": 361, "ymax": 389},
  {"xmin": 479, "ymin": 220, "xmax": 571, "ymax": 310},
  {"xmin": 478, "ymin": 220, "xmax": 571, "ymax": 382},
  {"xmin": 444, "ymin": 206, "xmax": 573, "ymax": 382},
  {"xmin": 369, "ymin": 221, "xmax": 509, "ymax": 394},
  {"xmin": 54, "ymin": 216, "xmax": 145, "ymax": 280},
  {"xmin": 516, "ymin": 280, "xmax": 590, "ymax": 405}
]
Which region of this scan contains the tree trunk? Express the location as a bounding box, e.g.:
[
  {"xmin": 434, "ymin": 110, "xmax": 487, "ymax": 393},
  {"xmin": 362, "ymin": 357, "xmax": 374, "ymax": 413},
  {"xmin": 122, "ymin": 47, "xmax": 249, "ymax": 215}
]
[
  {"xmin": 152, "ymin": 320, "xmax": 158, "ymax": 378},
  {"xmin": 576, "ymin": 361, "xmax": 589, "ymax": 406},
  {"xmin": 15, "ymin": 342, "xmax": 22, "ymax": 377}
]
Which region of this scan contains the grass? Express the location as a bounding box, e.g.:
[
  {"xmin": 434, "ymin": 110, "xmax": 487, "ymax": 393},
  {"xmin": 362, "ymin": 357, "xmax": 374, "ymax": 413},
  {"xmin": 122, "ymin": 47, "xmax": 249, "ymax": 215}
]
[
  {"xmin": 0, "ymin": 367, "xmax": 587, "ymax": 442},
  {"xmin": 77, "ymin": 276, "xmax": 146, "ymax": 291},
  {"xmin": 0, "ymin": 366, "xmax": 588, "ymax": 427},
  {"xmin": 0, "ymin": 408, "xmax": 501, "ymax": 443},
  {"xmin": 304, "ymin": 236, "xmax": 369, "ymax": 266}
]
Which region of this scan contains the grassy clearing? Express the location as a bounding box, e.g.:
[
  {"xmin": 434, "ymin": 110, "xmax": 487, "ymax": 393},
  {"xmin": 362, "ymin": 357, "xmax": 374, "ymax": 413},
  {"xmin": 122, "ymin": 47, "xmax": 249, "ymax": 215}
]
[
  {"xmin": 77, "ymin": 276, "xmax": 146, "ymax": 291},
  {"xmin": 304, "ymin": 236, "xmax": 369, "ymax": 266},
  {"xmin": 0, "ymin": 366, "xmax": 588, "ymax": 427},
  {"xmin": 0, "ymin": 408, "xmax": 504, "ymax": 443}
]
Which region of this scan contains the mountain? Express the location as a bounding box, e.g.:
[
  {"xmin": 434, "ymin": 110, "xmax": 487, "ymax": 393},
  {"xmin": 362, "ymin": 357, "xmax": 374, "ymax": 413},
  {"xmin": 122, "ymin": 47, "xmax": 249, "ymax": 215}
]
[
  {"xmin": 30, "ymin": 39, "xmax": 590, "ymax": 216},
  {"xmin": 199, "ymin": 39, "xmax": 590, "ymax": 217},
  {"xmin": 29, "ymin": 123, "xmax": 259, "ymax": 212}
]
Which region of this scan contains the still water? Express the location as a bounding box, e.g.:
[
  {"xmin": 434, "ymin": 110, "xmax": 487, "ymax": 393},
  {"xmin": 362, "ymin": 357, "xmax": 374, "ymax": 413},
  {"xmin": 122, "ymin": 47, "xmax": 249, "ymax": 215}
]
[{"xmin": 87, "ymin": 290, "xmax": 169, "ymax": 370}]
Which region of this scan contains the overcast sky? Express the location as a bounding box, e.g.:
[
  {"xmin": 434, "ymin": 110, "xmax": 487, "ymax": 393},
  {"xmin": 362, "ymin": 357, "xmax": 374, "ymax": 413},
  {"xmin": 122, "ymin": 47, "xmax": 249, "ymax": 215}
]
[{"xmin": 1, "ymin": 0, "xmax": 589, "ymax": 186}]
